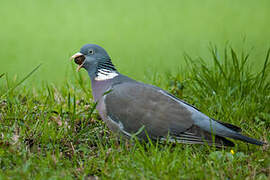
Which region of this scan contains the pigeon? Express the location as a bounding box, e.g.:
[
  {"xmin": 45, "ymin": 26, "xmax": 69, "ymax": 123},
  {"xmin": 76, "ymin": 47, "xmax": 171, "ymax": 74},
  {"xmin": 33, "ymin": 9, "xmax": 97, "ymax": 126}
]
[{"xmin": 70, "ymin": 44, "xmax": 266, "ymax": 147}]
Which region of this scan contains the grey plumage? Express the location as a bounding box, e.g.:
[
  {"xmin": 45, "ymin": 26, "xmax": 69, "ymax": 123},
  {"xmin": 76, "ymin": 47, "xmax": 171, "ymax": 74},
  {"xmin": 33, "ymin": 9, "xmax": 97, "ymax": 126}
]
[{"xmin": 70, "ymin": 44, "xmax": 266, "ymax": 147}]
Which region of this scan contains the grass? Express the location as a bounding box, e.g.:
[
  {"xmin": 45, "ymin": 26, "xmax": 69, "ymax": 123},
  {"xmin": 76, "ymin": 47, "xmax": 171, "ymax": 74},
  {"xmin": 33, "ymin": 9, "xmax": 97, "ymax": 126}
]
[{"xmin": 0, "ymin": 46, "xmax": 269, "ymax": 179}]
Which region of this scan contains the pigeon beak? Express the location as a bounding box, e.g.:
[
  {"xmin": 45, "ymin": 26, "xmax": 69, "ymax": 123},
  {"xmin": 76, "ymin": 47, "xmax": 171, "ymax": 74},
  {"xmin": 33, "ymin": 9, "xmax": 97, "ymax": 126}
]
[
  {"xmin": 70, "ymin": 52, "xmax": 83, "ymax": 60},
  {"xmin": 70, "ymin": 52, "xmax": 86, "ymax": 72}
]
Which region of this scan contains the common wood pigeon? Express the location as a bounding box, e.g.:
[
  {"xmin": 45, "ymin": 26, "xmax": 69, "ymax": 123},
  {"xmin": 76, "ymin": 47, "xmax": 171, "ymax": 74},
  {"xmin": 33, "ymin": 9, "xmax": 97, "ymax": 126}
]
[{"xmin": 70, "ymin": 44, "xmax": 266, "ymax": 147}]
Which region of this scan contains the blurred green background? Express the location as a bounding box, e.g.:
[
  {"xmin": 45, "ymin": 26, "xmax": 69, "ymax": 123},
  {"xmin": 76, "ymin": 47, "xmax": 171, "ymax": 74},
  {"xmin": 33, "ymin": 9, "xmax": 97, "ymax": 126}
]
[{"xmin": 0, "ymin": 0, "xmax": 270, "ymax": 84}]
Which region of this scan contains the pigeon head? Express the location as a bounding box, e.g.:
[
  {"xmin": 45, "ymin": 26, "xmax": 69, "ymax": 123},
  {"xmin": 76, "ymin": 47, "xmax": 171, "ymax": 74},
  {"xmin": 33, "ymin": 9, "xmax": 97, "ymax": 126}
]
[{"xmin": 70, "ymin": 44, "xmax": 117, "ymax": 78}]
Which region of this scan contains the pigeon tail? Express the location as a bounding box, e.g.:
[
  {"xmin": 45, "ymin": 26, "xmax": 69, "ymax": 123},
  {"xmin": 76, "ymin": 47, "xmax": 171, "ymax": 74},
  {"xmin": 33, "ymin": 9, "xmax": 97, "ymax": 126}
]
[
  {"xmin": 230, "ymin": 133, "xmax": 266, "ymax": 146},
  {"xmin": 213, "ymin": 119, "xmax": 242, "ymax": 132},
  {"xmin": 213, "ymin": 120, "xmax": 266, "ymax": 146}
]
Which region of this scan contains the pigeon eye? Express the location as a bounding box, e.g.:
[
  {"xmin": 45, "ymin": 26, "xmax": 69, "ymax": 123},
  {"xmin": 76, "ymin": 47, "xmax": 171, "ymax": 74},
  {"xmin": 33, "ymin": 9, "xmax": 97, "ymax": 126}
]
[{"xmin": 89, "ymin": 49, "xmax": 94, "ymax": 55}]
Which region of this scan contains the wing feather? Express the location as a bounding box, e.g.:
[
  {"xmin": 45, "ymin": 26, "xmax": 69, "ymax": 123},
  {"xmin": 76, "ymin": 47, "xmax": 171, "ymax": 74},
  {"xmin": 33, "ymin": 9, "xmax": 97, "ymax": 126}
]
[{"xmin": 104, "ymin": 82, "xmax": 194, "ymax": 139}]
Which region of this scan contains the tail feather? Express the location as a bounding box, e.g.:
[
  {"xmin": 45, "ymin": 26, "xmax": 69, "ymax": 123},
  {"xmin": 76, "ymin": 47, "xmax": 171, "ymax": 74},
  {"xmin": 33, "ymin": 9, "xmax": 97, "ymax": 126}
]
[
  {"xmin": 213, "ymin": 119, "xmax": 242, "ymax": 132},
  {"xmin": 231, "ymin": 133, "xmax": 266, "ymax": 146},
  {"xmin": 213, "ymin": 120, "xmax": 266, "ymax": 146}
]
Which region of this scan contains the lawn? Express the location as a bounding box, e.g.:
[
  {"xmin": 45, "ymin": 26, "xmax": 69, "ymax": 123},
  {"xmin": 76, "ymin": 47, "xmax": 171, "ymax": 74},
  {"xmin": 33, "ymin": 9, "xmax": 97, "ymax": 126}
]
[
  {"xmin": 0, "ymin": 46, "xmax": 269, "ymax": 179},
  {"xmin": 0, "ymin": 0, "xmax": 270, "ymax": 179}
]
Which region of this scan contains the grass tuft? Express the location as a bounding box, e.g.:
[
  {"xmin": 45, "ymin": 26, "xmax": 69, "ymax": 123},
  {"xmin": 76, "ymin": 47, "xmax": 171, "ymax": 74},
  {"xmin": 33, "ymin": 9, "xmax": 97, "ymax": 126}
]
[
  {"xmin": 167, "ymin": 46, "xmax": 270, "ymax": 134},
  {"xmin": 0, "ymin": 64, "xmax": 42, "ymax": 99}
]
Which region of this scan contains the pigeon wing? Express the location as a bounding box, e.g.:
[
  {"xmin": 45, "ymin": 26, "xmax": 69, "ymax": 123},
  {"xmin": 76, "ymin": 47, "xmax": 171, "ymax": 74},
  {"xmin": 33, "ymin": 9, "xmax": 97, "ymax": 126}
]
[{"xmin": 104, "ymin": 82, "xmax": 194, "ymax": 139}]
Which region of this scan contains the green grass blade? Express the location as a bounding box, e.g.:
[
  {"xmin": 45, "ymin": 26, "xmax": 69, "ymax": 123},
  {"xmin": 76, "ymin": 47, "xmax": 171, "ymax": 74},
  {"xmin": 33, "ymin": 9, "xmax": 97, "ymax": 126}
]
[
  {"xmin": 0, "ymin": 64, "xmax": 42, "ymax": 99},
  {"xmin": 210, "ymin": 46, "xmax": 227, "ymax": 80},
  {"xmin": 0, "ymin": 73, "xmax": 5, "ymax": 79},
  {"xmin": 230, "ymin": 48, "xmax": 240, "ymax": 78},
  {"xmin": 259, "ymin": 48, "xmax": 270, "ymax": 88}
]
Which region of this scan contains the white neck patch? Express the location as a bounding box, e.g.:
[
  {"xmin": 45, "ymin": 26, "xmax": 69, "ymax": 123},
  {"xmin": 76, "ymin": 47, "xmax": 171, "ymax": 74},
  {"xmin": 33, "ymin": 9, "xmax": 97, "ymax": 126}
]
[{"xmin": 95, "ymin": 69, "xmax": 118, "ymax": 81}]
